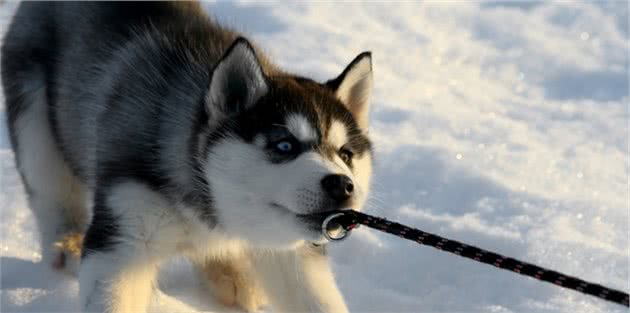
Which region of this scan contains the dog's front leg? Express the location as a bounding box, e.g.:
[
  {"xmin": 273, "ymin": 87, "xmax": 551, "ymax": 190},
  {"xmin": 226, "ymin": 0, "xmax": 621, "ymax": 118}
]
[
  {"xmin": 79, "ymin": 250, "xmax": 157, "ymax": 313},
  {"xmin": 252, "ymin": 244, "xmax": 348, "ymax": 313},
  {"xmin": 78, "ymin": 181, "xmax": 182, "ymax": 313}
]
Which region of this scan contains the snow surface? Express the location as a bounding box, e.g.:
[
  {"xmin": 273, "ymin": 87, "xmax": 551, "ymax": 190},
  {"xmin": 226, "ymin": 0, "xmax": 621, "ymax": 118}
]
[{"xmin": 1, "ymin": 1, "xmax": 628, "ymax": 312}]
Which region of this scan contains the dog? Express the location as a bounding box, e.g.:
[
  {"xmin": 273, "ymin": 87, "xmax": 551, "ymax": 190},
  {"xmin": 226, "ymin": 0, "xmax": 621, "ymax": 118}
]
[{"xmin": 2, "ymin": 2, "xmax": 373, "ymax": 312}]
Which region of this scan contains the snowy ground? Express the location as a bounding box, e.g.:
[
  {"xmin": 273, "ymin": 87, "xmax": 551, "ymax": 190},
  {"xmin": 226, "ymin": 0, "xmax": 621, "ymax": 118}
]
[{"xmin": 1, "ymin": 1, "xmax": 628, "ymax": 313}]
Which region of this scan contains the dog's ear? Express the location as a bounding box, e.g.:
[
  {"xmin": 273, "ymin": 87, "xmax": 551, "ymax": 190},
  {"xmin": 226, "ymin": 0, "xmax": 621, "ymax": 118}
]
[
  {"xmin": 326, "ymin": 52, "xmax": 373, "ymax": 130},
  {"xmin": 206, "ymin": 37, "xmax": 268, "ymax": 117}
]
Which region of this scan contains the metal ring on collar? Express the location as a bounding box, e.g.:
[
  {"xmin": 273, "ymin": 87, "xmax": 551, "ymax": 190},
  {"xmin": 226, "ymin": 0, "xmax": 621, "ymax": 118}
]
[{"xmin": 321, "ymin": 212, "xmax": 351, "ymax": 241}]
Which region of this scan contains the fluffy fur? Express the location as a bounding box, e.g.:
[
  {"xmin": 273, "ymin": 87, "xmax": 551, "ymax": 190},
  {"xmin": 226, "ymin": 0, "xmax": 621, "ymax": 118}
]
[{"xmin": 2, "ymin": 2, "xmax": 374, "ymax": 313}]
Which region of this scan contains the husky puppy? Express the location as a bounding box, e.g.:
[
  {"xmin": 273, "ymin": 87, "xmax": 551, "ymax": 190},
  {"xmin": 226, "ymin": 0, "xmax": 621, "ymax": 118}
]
[{"xmin": 2, "ymin": 2, "xmax": 373, "ymax": 312}]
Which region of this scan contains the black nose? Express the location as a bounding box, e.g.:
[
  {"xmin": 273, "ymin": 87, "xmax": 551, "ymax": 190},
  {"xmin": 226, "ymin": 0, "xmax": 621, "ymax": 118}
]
[{"xmin": 321, "ymin": 174, "xmax": 354, "ymax": 202}]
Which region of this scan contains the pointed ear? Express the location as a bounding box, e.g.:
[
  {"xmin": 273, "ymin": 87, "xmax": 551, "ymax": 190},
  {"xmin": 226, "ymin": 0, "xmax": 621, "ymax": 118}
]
[
  {"xmin": 326, "ymin": 52, "xmax": 373, "ymax": 129},
  {"xmin": 206, "ymin": 38, "xmax": 268, "ymax": 117}
]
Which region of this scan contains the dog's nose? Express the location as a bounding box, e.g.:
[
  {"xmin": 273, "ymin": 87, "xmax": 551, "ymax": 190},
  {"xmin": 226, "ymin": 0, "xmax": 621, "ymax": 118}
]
[{"xmin": 321, "ymin": 174, "xmax": 354, "ymax": 202}]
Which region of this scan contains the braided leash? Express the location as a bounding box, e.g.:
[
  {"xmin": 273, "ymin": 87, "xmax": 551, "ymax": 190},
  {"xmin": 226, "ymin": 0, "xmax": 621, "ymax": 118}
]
[{"xmin": 323, "ymin": 210, "xmax": 629, "ymax": 307}]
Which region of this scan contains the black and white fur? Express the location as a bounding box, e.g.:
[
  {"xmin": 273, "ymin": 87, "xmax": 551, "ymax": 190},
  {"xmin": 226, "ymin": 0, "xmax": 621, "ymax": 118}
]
[{"xmin": 2, "ymin": 2, "xmax": 374, "ymax": 313}]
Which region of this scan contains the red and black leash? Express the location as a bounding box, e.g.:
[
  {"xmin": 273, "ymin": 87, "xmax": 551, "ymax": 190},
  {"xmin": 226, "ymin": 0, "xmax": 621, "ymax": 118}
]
[{"xmin": 322, "ymin": 210, "xmax": 629, "ymax": 307}]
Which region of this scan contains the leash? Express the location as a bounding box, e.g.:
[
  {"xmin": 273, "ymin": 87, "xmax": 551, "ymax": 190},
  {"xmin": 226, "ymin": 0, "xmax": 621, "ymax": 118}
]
[{"xmin": 320, "ymin": 210, "xmax": 629, "ymax": 307}]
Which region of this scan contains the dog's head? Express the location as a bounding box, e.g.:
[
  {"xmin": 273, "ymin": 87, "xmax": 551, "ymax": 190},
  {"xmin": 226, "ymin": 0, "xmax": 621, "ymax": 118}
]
[{"xmin": 203, "ymin": 38, "xmax": 373, "ymax": 248}]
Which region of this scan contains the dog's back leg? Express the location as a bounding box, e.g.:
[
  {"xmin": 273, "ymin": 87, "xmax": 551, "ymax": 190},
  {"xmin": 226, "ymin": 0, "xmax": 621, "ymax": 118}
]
[
  {"xmin": 3, "ymin": 10, "xmax": 89, "ymax": 272},
  {"xmin": 5, "ymin": 80, "xmax": 89, "ymax": 273}
]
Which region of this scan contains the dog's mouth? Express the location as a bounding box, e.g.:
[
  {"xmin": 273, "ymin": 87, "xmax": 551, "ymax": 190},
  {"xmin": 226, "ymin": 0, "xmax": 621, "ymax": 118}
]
[
  {"xmin": 270, "ymin": 202, "xmax": 348, "ymax": 238},
  {"xmin": 270, "ymin": 202, "xmax": 332, "ymax": 223}
]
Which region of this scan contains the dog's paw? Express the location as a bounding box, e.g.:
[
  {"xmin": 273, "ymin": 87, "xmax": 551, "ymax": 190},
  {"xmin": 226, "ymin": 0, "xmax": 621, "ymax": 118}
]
[
  {"xmin": 210, "ymin": 270, "xmax": 267, "ymax": 312},
  {"xmin": 197, "ymin": 258, "xmax": 268, "ymax": 312},
  {"xmin": 51, "ymin": 232, "xmax": 83, "ymax": 275}
]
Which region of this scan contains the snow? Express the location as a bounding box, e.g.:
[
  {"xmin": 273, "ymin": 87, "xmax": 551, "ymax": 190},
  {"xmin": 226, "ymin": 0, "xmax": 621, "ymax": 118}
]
[{"xmin": 1, "ymin": 1, "xmax": 628, "ymax": 312}]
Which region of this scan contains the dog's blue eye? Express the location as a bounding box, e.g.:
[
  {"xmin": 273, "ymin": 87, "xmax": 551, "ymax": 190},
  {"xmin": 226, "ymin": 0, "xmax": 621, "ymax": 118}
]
[{"xmin": 275, "ymin": 141, "xmax": 293, "ymax": 153}]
